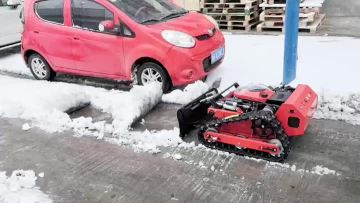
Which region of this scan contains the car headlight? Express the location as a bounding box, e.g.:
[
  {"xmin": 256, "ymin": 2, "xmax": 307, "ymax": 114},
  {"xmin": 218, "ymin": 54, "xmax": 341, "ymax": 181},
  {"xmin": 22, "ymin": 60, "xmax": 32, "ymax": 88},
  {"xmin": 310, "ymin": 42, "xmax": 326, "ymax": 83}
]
[
  {"xmin": 161, "ymin": 30, "xmax": 196, "ymax": 48},
  {"xmin": 204, "ymin": 14, "xmax": 219, "ymax": 29}
]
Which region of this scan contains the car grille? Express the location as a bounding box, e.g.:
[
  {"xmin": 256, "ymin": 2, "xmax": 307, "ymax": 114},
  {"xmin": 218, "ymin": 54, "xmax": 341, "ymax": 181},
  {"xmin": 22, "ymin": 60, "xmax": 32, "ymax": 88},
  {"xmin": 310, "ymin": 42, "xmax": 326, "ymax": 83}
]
[
  {"xmin": 196, "ymin": 28, "xmax": 217, "ymax": 41},
  {"xmin": 203, "ymin": 55, "xmax": 222, "ymax": 72}
]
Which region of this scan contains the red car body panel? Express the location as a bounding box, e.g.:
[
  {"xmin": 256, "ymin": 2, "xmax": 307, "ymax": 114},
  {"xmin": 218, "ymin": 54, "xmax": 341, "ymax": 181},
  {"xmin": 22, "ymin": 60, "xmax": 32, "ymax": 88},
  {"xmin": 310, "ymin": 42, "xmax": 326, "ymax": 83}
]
[{"xmin": 21, "ymin": 0, "xmax": 225, "ymax": 86}]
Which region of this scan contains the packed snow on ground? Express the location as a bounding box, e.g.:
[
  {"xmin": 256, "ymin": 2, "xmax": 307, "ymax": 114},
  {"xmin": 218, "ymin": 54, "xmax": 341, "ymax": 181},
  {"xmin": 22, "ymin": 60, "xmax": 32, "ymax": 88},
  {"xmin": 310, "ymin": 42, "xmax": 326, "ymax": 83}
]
[
  {"xmin": 106, "ymin": 128, "xmax": 194, "ymax": 154},
  {"xmin": 266, "ymin": 162, "xmax": 340, "ymax": 176},
  {"xmin": 0, "ymin": 74, "xmax": 162, "ymax": 136},
  {"xmin": 0, "ymin": 170, "xmax": 52, "ymax": 203},
  {"xmin": 311, "ymin": 165, "xmax": 338, "ymax": 176},
  {"xmin": 0, "ymin": 54, "xmax": 31, "ymax": 76},
  {"xmin": 207, "ymin": 35, "xmax": 360, "ymax": 93},
  {"xmin": 315, "ymin": 92, "xmax": 360, "ymax": 125},
  {"xmin": 162, "ymin": 81, "xmax": 209, "ymax": 104}
]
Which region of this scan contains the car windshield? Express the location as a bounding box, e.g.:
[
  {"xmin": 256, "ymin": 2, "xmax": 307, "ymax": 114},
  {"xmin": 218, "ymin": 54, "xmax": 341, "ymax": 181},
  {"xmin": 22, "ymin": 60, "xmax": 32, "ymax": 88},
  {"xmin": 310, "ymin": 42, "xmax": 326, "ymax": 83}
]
[{"xmin": 109, "ymin": 0, "xmax": 187, "ymax": 24}]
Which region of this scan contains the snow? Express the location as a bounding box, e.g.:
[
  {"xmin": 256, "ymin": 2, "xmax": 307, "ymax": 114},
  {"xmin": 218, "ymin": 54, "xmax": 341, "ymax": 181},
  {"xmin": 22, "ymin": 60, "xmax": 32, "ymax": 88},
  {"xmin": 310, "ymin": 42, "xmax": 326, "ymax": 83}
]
[
  {"xmin": 0, "ymin": 75, "xmax": 162, "ymax": 134},
  {"xmin": 21, "ymin": 123, "xmax": 31, "ymax": 131},
  {"xmin": 315, "ymin": 93, "xmax": 360, "ymax": 125},
  {"xmin": 311, "ymin": 165, "xmax": 338, "ymax": 176},
  {"xmin": 302, "ymin": 0, "xmax": 326, "ymax": 7},
  {"xmin": 266, "ymin": 162, "xmax": 340, "ymax": 176},
  {"xmin": 162, "ymin": 81, "xmax": 209, "ymax": 104},
  {"xmin": 0, "ymin": 170, "xmax": 52, "ymax": 203},
  {"xmin": 106, "ymin": 128, "xmax": 187, "ymax": 154},
  {"xmin": 207, "ymin": 35, "xmax": 360, "ymax": 93},
  {"xmin": 172, "ymin": 154, "xmax": 183, "ymax": 160},
  {"xmin": 0, "ymin": 54, "xmax": 31, "ymax": 76}
]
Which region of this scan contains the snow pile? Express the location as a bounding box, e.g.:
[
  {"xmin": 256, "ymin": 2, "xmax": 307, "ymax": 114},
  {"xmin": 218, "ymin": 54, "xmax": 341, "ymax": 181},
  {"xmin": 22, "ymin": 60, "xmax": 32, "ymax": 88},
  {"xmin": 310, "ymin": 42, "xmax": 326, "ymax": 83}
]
[
  {"xmin": 162, "ymin": 81, "xmax": 209, "ymax": 104},
  {"xmin": 0, "ymin": 54, "xmax": 31, "ymax": 76},
  {"xmin": 315, "ymin": 93, "xmax": 360, "ymax": 125},
  {"xmin": 106, "ymin": 128, "xmax": 194, "ymax": 154},
  {"xmin": 88, "ymin": 84, "xmax": 162, "ymax": 134},
  {"xmin": 311, "ymin": 165, "xmax": 338, "ymax": 176},
  {"xmin": 266, "ymin": 162, "xmax": 340, "ymax": 176},
  {"xmin": 0, "ymin": 75, "xmax": 89, "ymax": 132},
  {"xmin": 0, "ymin": 170, "xmax": 52, "ymax": 203},
  {"xmin": 0, "ymin": 75, "xmax": 162, "ymax": 135}
]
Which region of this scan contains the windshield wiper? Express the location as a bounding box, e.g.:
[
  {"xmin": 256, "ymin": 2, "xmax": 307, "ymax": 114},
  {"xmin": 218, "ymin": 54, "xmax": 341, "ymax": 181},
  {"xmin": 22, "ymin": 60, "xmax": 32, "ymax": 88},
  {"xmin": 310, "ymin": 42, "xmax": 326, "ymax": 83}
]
[
  {"xmin": 141, "ymin": 19, "xmax": 161, "ymax": 24},
  {"xmin": 160, "ymin": 11, "xmax": 188, "ymax": 21}
]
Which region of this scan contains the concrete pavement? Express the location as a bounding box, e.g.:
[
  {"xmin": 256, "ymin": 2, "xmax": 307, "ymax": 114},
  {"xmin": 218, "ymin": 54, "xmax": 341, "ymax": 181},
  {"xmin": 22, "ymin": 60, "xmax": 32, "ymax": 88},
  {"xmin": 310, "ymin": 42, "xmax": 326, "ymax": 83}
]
[{"xmin": 1, "ymin": 105, "xmax": 360, "ymax": 202}]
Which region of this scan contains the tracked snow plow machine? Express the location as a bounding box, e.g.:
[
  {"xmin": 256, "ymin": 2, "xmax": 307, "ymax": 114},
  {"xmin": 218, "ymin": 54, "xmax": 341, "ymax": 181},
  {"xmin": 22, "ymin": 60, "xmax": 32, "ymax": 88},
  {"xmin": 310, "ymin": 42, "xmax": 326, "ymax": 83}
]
[{"xmin": 177, "ymin": 83, "xmax": 317, "ymax": 161}]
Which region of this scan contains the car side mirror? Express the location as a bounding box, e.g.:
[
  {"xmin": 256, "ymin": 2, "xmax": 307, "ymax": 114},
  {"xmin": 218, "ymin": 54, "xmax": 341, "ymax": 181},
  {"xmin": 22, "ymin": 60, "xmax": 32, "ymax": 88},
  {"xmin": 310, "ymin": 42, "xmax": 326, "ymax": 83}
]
[
  {"xmin": 99, "ymin": 20, "xmax": 122, "ymax": 35},
  {"xmin": 99, "ymin": 20, "xmax": 115, "ymax": 32}
]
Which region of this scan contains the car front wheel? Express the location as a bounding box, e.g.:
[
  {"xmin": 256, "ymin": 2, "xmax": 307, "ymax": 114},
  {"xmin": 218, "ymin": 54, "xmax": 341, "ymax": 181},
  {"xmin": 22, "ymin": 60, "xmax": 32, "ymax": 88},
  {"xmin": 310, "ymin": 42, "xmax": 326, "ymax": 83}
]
[{"xmin": 136, "ymin": 62, "xmax": 171, "ymax": 93}]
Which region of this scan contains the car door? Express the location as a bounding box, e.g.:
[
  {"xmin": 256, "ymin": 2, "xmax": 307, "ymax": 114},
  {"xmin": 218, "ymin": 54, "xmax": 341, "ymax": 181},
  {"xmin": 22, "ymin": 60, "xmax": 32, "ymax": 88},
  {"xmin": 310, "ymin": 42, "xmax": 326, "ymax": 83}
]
[
  {"xmin": 32, "ymin": 0, "xmax": 74, "ymax": 70},
  {"xmin": 70, "ymin": 0, "xmax": 124, "ymax": 78}
]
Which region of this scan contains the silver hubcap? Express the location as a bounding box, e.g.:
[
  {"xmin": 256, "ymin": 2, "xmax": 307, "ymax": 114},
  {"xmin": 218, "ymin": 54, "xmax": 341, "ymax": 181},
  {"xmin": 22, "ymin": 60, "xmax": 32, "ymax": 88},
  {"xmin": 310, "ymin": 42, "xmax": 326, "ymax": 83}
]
[
  {"xmin": 31, "ymin": 58, "xmax": 47, "ymax": 79},
  {"xmin": 141, "ymin": 68, "xmax": 163, "ymax": 84}
]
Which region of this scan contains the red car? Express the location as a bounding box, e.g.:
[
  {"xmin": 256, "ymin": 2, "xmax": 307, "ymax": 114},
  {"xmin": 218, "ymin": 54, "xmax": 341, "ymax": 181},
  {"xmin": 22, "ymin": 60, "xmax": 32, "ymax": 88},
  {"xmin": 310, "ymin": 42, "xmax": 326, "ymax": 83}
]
[{"xmin": 21, "ymin": 0, "xmax": 225, "ymax": 92}]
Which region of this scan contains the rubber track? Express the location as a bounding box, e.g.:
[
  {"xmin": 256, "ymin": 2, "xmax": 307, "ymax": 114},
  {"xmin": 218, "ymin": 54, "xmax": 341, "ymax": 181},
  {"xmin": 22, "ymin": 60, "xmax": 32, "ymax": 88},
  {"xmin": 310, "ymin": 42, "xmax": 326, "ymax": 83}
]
[{"xmin": 199, "ymin": 112, "xmax": 291, "ymax": 162}]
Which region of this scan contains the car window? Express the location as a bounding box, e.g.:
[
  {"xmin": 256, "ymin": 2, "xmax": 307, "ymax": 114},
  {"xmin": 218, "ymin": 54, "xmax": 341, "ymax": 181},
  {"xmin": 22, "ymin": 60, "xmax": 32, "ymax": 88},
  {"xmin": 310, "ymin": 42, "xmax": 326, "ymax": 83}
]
[
  {"xmin": 35, "ymin": 0, "xmax": 64, "ymax": 24},
  {"xmin": 72, "ymin": 0, "xmax": 114, "ymax": 33}
]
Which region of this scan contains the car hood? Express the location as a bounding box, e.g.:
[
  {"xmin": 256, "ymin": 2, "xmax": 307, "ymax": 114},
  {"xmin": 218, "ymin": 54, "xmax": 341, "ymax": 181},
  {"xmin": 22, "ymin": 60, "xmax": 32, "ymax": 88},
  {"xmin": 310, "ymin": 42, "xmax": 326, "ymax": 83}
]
[{"xmin": 148, "ymin": 12, "xmax": 215, "ymax": 37}]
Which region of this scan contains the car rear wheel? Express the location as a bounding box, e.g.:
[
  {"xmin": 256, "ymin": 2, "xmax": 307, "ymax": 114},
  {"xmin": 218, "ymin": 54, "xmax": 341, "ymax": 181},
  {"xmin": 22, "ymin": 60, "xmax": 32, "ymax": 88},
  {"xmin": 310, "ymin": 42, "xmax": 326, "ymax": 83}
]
[
  {"xmin": 28, "ymin": 54, "xmax": 56, "ymax": 81},
  {"xmin": 137, "ymin": 62, "xmax": 171, "ymax": 93}
]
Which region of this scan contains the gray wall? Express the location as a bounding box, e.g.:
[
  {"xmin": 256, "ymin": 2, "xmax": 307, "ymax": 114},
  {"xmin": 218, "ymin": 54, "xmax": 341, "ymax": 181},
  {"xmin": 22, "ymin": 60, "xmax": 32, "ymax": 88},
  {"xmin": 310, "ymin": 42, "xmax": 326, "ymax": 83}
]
[{"xmin": 323, "ymin": 0, "xmax": 360, "ymax": 17}]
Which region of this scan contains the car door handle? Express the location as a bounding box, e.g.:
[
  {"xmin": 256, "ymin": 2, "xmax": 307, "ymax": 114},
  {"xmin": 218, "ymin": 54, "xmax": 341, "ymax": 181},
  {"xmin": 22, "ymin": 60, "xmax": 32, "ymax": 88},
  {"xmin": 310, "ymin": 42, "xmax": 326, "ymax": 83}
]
[
  {"xmin": 34, "ymin": 31, "xmax": 39, "ymax": 34},
  {"xmin": 73, "ymin": 37, "xmax": 80, "ymax": 40}
]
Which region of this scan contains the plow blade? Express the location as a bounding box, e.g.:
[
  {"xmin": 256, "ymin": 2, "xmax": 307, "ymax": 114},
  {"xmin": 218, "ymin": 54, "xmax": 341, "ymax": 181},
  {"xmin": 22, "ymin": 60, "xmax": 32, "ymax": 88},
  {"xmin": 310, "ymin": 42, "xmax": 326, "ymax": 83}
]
[{"xmin": 177, "ymin": 88, "xmax": 218, "ymax": 138}]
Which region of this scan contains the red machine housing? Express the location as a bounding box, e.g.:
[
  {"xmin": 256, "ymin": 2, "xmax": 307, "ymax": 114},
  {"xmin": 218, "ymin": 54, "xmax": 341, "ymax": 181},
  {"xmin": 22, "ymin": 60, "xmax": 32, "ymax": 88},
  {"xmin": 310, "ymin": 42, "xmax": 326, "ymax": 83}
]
[
  {"xmin": 203, "ymin": 84, "xmax": 317, "ymax": 157},
  {"xmin": 209, "ymin": 84, "xmax": 317, "ymax": 137}
]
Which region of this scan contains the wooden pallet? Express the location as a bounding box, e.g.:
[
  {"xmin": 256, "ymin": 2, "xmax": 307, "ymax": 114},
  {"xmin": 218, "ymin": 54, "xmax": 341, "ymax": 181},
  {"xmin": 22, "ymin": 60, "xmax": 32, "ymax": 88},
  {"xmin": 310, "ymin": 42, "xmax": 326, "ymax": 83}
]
[
  {"xmin": 208, "ymin": 10, "xmax": 259, "ymax": 21},
  {"xmin": 263, "ymin": 0, "xmax": 305, "ymax": 5},
  {"xmin": 260, "ymin": 11, "xmax": 317, "ymax": 23},
  {"xmin": 202, "ymin": 5, "xmax": 259, "ymax": 15},
  {"xmin": 219, "ymin": 20, "xmax": 259, "ymax": 31},
  {"xmin": 218, "ymin": 17, "xmax": 259, "ymax": 27},
  {"xmin": 256, "ymin": 14, "xmax": 325, "ymax": 33},
  {"xmin": 260, "ymin": 2, "xmax": 323, "ymax": 9},
  {"xmin": 202, "ymin": 0, "xmax": 258, "ymax": 9}
]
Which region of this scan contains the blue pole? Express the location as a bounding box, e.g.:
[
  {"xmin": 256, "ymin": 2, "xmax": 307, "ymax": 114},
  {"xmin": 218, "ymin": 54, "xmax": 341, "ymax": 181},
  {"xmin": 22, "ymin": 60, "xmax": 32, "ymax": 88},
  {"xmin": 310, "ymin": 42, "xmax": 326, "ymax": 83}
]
[{"xmin": 283, "ymin": 0, "xmax": 300, "ymax": 85}]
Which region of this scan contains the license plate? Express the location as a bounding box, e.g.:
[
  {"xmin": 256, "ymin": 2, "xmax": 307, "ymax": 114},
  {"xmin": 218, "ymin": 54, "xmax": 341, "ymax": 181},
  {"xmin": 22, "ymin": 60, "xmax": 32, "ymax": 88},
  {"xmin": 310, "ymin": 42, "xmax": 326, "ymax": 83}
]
[{"xmin": 211, "ymin": 46, "xmax": 225, "ymax": 64}]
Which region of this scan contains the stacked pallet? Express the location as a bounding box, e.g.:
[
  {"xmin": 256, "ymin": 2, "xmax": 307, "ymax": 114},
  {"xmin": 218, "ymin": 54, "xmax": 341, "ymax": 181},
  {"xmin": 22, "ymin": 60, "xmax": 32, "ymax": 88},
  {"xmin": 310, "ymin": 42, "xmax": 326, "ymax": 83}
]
[
  {"xmin": 201, "ymin": 0, "xmax": 262, "ymax": 31},
  {"xmin": 257, "ymin": 0, "xmax": 326, "ymax": 33}
]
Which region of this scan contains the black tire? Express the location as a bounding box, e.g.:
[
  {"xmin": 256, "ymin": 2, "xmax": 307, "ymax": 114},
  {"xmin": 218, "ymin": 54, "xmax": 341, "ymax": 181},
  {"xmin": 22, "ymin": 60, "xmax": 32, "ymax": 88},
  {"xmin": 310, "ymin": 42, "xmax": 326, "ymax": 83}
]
[
  {"xmin": 136, "ymin": 62, "xmax": 171, "ymax": 93},
  {"xmin": 28, "ymin": 54, "xmax": 56, "ymax": 81}
]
